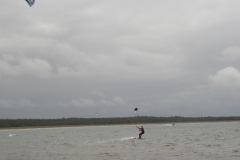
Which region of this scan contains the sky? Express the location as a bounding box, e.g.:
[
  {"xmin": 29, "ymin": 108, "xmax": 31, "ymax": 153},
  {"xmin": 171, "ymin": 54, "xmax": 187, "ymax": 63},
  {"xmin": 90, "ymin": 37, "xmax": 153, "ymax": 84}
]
[{"xmin": 0, "ymin": 0, "xmax": 240, "ymax": 119}]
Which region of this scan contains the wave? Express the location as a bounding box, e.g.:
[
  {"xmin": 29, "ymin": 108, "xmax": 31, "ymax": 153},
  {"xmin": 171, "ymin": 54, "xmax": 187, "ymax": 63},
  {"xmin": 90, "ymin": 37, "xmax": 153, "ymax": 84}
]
[
  {"xmin": 163, "ymin": 124, "xmax": 175, "ymax": 127},
  {"xmin": 8, "ymin": 134, "xmax": 16, "ymax": 137},
  {"xmin": 97, "ymin": 137, "xmax": 135, "ymax": 143}
]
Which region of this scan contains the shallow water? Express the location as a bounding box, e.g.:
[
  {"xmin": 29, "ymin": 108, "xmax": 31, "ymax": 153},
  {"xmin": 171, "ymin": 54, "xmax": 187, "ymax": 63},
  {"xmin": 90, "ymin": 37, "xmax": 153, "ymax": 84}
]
[{"xmin": 1, "ymin": 122, "xmax": 240, "ymax": 160}]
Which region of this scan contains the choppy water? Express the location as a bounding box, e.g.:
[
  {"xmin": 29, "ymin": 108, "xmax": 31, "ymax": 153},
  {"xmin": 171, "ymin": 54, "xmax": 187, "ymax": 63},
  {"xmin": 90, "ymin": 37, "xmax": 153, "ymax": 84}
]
[{"xmin": 1, "ymin": 122, "xmax": 240, "ymax": 160}]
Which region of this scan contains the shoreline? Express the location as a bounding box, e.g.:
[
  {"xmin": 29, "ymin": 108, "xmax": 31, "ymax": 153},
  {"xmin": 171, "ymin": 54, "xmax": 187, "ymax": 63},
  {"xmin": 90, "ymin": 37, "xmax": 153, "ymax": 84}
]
[{"xmin": 1, "ymin": 120, "xmax": 239, "ymax": 131}]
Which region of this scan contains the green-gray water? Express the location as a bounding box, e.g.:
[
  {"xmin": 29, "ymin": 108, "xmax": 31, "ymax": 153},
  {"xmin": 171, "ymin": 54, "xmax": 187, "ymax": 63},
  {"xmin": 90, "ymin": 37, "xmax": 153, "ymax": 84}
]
[{"xmin": 1, "ymin": 122, "xmax": 240, "ymax": 160}]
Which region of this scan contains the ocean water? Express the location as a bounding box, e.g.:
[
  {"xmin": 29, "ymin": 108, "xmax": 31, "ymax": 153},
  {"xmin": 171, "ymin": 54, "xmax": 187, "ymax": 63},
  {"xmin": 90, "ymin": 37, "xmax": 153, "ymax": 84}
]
[{"xmin": 1, "ymin": 122, "xmax": 240, "ymax": 160}]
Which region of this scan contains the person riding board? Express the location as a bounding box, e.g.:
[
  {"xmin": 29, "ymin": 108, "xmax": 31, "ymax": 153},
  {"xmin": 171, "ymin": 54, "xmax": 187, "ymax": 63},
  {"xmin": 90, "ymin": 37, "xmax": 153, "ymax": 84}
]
[{"xmin": 137, "ymin": 126, "xmax": 144, "ymax": 139}]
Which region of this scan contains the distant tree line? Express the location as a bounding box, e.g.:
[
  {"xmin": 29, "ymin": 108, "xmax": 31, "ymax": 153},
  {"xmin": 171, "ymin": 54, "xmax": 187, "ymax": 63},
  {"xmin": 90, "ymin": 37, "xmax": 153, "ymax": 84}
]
[{"xmin": 0, "ymin": 116, "xmax": 240, "ymax": 128}]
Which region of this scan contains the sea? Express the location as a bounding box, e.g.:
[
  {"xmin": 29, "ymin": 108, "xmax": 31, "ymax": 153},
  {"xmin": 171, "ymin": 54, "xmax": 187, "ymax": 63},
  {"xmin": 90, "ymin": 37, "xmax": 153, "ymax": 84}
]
[{"xmin": 1, "ymin": 122, "xmax": 240, "ymax": 160}]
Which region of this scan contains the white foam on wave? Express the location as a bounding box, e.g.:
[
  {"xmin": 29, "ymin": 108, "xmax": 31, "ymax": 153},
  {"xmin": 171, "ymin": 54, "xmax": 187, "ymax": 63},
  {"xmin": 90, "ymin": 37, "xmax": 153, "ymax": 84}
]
[
  {"xmin": 97, "ymin": 137, "xmax": 135, "ymax": 143},
  {"xmin": 121, "ymin": 137, "xmax": 136, "ymax": 141},
  {"xmin": 163, "ymin": 124, "xmax": 174, "ymax": 127},
  {"xmin": 8, "ymin": 134, "xmax": 16, "ymax": 137}
]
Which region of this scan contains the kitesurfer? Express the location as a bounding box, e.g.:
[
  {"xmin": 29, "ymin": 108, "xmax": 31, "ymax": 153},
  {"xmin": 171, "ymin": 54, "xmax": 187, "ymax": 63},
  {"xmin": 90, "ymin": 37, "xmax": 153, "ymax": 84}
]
[{"xmin": 137, "ymin": 126, "xmax": 144, "ymax": 139}]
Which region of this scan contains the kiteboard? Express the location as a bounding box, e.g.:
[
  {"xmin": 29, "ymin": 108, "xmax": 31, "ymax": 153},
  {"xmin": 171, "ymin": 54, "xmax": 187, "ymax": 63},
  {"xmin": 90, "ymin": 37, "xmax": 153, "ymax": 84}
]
[{"xmin": 133, "ymin": 137, "xmax": 144, "ymax": 140}]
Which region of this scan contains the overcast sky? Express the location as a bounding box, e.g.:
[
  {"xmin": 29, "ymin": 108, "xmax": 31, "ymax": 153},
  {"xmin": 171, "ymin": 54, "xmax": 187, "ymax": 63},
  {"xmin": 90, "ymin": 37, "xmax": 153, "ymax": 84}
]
[{"xmin": 1, "ymin": 0, "xmax": 240, "ymax": 119}]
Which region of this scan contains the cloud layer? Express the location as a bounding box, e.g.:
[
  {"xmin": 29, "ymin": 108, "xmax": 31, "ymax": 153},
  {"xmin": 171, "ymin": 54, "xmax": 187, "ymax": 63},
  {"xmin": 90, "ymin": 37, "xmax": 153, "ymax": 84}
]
[{"xmin": 1, "ymin": 0, "xmax": 240, "ymax": 118}]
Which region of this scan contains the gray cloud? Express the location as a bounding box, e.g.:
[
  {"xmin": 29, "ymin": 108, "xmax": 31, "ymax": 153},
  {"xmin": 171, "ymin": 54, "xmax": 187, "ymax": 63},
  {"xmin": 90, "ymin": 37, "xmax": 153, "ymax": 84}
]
[{"xmin": 1, "ymin": 0, "xmax": 240, "ymax": 118}]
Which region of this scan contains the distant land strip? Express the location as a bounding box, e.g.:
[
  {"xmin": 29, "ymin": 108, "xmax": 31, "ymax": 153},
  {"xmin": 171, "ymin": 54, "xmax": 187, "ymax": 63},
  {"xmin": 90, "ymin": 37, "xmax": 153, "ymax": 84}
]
[{"xmin": 1, "ymin": 116, "xmax": 240, "ymax": 129}]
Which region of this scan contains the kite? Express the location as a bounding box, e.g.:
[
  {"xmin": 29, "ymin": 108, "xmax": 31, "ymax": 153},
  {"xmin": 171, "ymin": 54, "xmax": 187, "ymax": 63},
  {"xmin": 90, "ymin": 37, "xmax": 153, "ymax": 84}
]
[
  {"xmin": 134, "ymin": 108, "xmax": 139, "ymax": 116},
  {"xmin": 26, "ymin": 0, "xmax": 35, "ymax": 7}
]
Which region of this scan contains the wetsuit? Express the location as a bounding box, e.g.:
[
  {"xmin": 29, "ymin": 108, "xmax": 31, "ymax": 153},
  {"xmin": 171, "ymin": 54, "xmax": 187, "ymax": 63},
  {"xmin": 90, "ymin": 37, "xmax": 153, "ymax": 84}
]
[{"xmin": 138, "ymin": 126, "xmax": 145, "ymax": 139}]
